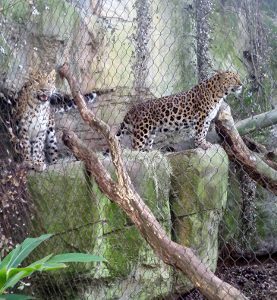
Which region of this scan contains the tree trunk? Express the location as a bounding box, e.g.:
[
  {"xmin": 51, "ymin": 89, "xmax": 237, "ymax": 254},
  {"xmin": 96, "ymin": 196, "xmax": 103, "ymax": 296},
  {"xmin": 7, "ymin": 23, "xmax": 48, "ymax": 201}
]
[
  {"xmin": 242, "ymin": 0, "xmax": 271, "ymax": 108},
  {"xmin": 237, "ymin": 168, "xmax": 257, "ymax": 251},
  {"xmin": 0, "ymin": 161, "xmax": 33, "ymax": 257},
  {"xmin": 236, "ymin": 108, "xmax": 277, "ymax": 135},
  {"xmin": 133, "ymin": 0, "xmax": 151, "ymax": 100},
  {"xmin": 194, "ymin": 0, "xmax": 213, "ymax": 81}
]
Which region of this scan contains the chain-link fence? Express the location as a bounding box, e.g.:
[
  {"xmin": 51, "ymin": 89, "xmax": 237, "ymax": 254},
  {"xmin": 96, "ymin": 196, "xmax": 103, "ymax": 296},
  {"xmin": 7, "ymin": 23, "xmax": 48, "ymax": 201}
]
[{"xmin": 0, "ymin": 0, "xmax": 276, "ymax": 299}]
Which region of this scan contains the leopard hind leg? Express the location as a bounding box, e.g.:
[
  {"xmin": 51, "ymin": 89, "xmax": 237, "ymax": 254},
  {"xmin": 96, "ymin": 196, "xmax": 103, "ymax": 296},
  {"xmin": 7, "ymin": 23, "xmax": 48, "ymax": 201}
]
[
  {"xmin": 194, "ymin": 117, "xmax": 213, "ymax": 150},
  {"xmin": 116, "ymin": 121, "xmax": 131, "ymax": 141},
  {"xmin": 132, "ymin": 126, "xmax": 155, "ymax": 151},
  {"xmin": 103, "ymin": 121, "xmax": 131, "ymax": 156}
]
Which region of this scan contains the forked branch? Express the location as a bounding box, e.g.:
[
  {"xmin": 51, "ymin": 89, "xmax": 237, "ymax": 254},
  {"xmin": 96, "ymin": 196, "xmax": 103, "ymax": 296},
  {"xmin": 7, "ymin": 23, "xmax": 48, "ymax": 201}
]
[
  {"xmin": 216, "ymin": 103, "xmax": 277, "ymax": 194},
  {"xmin": 59, "ymin": 63, "xmax": 247, "ymax": 300}
]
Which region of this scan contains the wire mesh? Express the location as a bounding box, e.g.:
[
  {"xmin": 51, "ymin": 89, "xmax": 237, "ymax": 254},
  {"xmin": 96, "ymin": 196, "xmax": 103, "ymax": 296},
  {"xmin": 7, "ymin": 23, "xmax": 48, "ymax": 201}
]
[{"xmin": 0, "ymin": 0, "xmax": 276, "ymax": 299}]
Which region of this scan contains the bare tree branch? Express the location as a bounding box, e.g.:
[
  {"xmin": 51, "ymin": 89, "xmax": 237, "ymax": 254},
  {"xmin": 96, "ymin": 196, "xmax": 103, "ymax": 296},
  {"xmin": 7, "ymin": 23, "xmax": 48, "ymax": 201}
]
[
  {"xmin": 236, "ymin": 108, "xmax": 277, "ymax": 135},
  {"xmin": 216, "ymin": 103, "xmax": 277, "ymax": 194},
  {"xmin": 59, "ymin": 63, "xmax": 247, "ymax": 300}
]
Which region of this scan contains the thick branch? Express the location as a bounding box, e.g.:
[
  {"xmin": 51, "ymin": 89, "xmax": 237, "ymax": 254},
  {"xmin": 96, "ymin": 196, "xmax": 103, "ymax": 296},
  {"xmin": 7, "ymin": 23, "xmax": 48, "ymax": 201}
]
[
  {"xmin": 216, "ymin": 104, "xmax": 277, "ymax": 194},
  {"xmin": 236, "ymin": 108, "xmax": 277, "ymax": 135},
  {"xmin": 63, "ymin": 130, "xmax": 246, "ymax": 300},
  {"xmin": 59, "ymin": 64, "xmax": 247, "ymax": 300},
  {"xmin": 58, "ymin": 63, "xmax": 130, "ymax": 189},
  {"xmin": 169, "ymin": 107, "xmax": 277, "ymax": 152}
]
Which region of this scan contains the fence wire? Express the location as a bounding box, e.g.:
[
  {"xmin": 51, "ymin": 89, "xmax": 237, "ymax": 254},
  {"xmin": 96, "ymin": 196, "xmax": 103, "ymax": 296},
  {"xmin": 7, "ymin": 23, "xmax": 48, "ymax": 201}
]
[{"xmin": 0, "ymin": 0, "xmax": 277, "ymax": 299}]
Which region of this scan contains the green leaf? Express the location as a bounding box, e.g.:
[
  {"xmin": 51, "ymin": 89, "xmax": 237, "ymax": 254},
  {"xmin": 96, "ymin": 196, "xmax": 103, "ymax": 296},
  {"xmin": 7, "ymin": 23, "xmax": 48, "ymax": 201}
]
[
  {"xmin": 6, "ymin": 262, "xmax": 67, "ymax": 284},
  {"xmin": 6, "ymin": 267, "xmax": 36, "ymax": 281},
  {"xmin": 27, "ymin": 254, "xmax": 66, "ymax": 271},
  {"xmin": 1, "ymin": 270, "xmax": 31, "ymax": 292},
  {"xmin": 1, "ymin": 263, "xmax": 66, "ymax": 293},
  {"xmin": 0, "ymin": 247, "xmax": 21, "ymax": 271},
  {"xmin": 48, "ymin": 253, "xmax": 105, "ymax": 264},
  {"xmin": 0, "ymin": 235, "xmax": 103, "ymax": 294},
  {"xmin": 26, "ymin": 255, "xmax": 53, "ymax": 270},
  {"xmin": 7, "ymin": 235, "xmax": 53, "ymax": 269},
  {"xmin": 5, "ymin": 254, "xmax": 53, "ymax": 281},
  {"xmin": 0, "ymin": 294, "xmax": 35, "ymax": 300},
  {"xmin": 0, "ymin": 247, "xmax": 22, "ymax": 289},
  {"xmin": 36, "ymin": 263, "xmax": 67, "ymax": 271}
]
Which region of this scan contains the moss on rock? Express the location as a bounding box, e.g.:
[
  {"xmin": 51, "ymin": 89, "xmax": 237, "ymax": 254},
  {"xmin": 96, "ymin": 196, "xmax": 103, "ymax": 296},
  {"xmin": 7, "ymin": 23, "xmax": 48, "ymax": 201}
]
[
  {"xmin": 168, "ymin": 145, "xmax": 229, "ymax": 292},
  {"xmin": 28, "ymin": 162, "xmax": 96, "ymax": 255},
  {"xmin": 88, "ymin": 150, "xmax": 172, "ymax": 286},
  {"xmin": 1, "ymin": 0, "xmax": 30, "ymax": 23},
  {"xmin": 27, "ymin": 147, "xmax": 230, "ymax": 299},
  {"xmin": 28, "ymin": 152, "xmax": 173, "ymax": 299}
]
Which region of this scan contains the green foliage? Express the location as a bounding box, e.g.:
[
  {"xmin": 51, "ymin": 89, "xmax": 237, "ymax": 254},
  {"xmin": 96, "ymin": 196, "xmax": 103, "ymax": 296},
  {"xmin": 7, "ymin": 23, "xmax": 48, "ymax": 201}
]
[
  {"xmin": 262, "ymin": 0, "xmax": 277, "ymax": 17},
  {"xmin": 0, "ymin": 234, "xmax": 104, "ymax": 298},
  {"xmin": 0, "ymin": 0, "xmax": 30, "ymax": 23},
  {"xmin": 0, "ymin": 294, "xmax": 34, "ymax": 300}
]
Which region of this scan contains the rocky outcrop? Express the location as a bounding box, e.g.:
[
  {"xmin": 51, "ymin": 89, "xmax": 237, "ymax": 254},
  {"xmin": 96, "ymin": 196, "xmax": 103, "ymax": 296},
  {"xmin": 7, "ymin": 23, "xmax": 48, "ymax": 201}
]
[
  {"xmin": 28, "ymin": 146, "xmax": 228, "ymax": 299},
  {"xmin": 168, "ymin": 145, "xmax": 229, "ymax": 293},
  {"xmin": 0, "ymin": 0, "xmax": 251, "ymax": 155}
]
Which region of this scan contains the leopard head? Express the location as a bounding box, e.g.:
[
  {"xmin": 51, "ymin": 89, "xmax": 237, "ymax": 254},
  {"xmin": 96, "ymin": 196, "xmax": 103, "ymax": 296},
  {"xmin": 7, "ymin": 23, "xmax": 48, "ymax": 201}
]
[
  {"xmin": 26, "ymin": 69, "xmax": 56, "ymax": 103},
  {"xmin": 219, "ymin": 71, "xmax": 243, "ymax": 97}
]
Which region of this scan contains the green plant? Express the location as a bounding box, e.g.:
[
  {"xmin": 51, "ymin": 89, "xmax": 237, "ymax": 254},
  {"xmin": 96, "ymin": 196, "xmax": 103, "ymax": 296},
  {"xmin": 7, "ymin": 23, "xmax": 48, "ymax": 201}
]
[{"xmin": 0, "ymin": 234, "xmax": 104, "ymax": 299}]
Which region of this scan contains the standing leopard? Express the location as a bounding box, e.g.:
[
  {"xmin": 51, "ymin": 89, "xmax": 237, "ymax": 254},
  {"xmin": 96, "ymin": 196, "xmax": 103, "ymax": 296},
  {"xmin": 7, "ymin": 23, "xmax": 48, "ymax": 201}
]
[
  {"xmin": 9, "ymin": 69, "xmax": 58, "ymax": 171},
  {"xmin": 116, "ymin": 71, "xmax": 242, "ymax": 150}
]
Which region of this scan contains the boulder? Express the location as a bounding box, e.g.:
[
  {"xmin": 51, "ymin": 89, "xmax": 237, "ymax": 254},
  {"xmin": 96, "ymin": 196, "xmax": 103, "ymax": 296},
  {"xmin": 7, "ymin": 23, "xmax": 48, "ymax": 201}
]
[
  {"xmin": 28, "ymin": 152, "xmax": 173, "ymax": 299},
  {"xmin": 168, "ymin": 145, "xmax": 229, "ymax": 293},
  {"xmin": 27, "ymin": 146, "xmax": 229, "ymax": 299}
]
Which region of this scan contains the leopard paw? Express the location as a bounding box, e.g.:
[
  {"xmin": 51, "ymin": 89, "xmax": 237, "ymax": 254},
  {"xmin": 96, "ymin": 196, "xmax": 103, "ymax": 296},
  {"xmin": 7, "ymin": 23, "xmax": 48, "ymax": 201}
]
[
  {"xmin": 33, "ymin": 162, "xmax": 47, "ymax": 172},
  {"xmin": 198, "ymin": 141, "xmax": 213, "ymax": 150}
]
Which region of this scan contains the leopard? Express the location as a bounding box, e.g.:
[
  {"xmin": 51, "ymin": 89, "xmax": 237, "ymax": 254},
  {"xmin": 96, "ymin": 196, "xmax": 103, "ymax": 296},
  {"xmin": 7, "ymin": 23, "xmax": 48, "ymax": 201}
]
[
  {"xmin": 6, "ymin": 69, "xmax": 110, "ymax": 171},
  {"xmin": 116, "ymin": 70, "xmax": 242, "ymax": 151},
  {"xmin": 9, "ymin": 69, "xmax": 58, "ymax": 171}
]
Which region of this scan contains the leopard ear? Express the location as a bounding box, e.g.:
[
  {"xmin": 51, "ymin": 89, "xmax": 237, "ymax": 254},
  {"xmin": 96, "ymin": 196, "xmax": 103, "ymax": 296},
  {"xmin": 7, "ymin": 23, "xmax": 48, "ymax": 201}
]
[
  {"xmin": 23, "ymin": 67, "xmax": 40, "ymax": 87},
  {"xmin": 26, "ymin": 67, "xmax": 37, "ymax": 81},
  {"xmin": 47, "ymin": 69, "xmax": 56, "ymax": 82},
  {"xmin": 213, "ymin": 69, "xmax": 224, "ymax": 74}
]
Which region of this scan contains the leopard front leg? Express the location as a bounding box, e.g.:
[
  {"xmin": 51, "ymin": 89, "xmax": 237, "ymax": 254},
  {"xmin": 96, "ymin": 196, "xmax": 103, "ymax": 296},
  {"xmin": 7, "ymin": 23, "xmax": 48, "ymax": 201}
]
[
  {"xmin": 194, "ymin": 116, "xmax": 213, "ymax": 150},
  {"xmin": 45, "ymin": 117, "xmax": 58, "ymax": 164},
  {"xmin": 19, "ymin": 130, "xmax": 33, "ymax": 168},
  {"xmin": 32, "ymin": 131, "xmax": 47, "ymax": 171}
]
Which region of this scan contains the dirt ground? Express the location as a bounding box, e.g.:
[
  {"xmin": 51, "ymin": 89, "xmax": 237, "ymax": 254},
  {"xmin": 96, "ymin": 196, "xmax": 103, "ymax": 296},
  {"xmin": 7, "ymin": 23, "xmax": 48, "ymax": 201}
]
[{"xmin": 180, "ymin": 257, "xmax": 277, "ymax": 300}]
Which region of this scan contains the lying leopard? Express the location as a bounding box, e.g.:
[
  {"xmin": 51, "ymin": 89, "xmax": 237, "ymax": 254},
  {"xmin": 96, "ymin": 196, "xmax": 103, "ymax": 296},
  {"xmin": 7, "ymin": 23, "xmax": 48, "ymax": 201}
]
[
  {"xmin": 8, "ymin": 69, "xmax": 99, "ymax": 171},
  {"xmin": 116, "ymin": 71, "xmax": 242, "ymax": 150}
]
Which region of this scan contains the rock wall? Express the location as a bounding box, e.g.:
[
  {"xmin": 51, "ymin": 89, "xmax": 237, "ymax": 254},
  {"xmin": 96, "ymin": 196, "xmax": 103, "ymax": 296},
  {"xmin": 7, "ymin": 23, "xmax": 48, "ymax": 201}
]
[
  {"xmin": 0, "ymin": 0, "xmax": 252, "ymax": 154},
  {"xmin": 169, "ymin": 146, "xmax": 229, "ymax": 293},
  {"xmin": 27, "ymin": 146, "xmax": 228, "ymax": 299}
]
